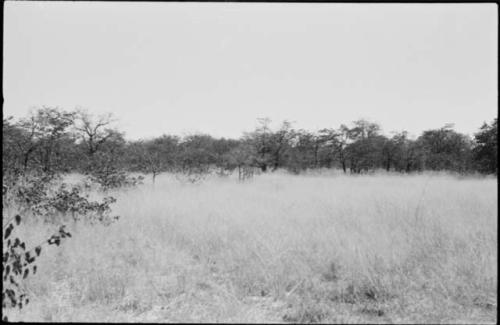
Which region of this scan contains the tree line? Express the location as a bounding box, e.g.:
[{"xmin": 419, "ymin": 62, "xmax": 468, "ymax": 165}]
[{"xmin": 3, "ymin": 107, "xmax": 497, "ymax": 180}]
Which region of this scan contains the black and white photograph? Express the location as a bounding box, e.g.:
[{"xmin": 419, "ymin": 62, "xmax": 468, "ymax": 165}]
[{"xmin": 2, "ymin": 2, "xmax": 497, "ymax": 323}]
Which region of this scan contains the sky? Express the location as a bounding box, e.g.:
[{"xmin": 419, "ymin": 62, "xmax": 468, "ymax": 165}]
[{"xmin": 3, "ymin": 2, "xmax": 498, "ymax": 140}]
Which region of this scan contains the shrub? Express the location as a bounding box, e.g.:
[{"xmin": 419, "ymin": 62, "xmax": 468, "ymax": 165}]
[
  {"xmin": 86, "ymin": 166, "xmax": 144, "ymax": 191},
  {"xmin": 3, "ymin": 172, "xmax": 120, "ymax": 226},
  {"xmin": 2, "ymin": 215, "xmax": 71, "ymax": 322},
  {"xmin": 3, "ymin": 171, "xmax": 59, "ymax": 216},
  {"xmin": 2, "ymin": 170, "xmax": 121, "ymax": 321},
  {"xmin": 46, "ymin": 184, "xmax": 120, "ymax": 225},
  {"xmin": 174, "ymin": 165, "xmax": 210, "ymax": 184}
]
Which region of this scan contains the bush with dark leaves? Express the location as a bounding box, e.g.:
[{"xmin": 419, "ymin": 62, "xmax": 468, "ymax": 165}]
[
  {"xmin": 86, "ymin": 165, "xmax": 144, "ymax": 191},
  {"xmin": 174, "ymin": 165, "xmax": 210, "ymax": 184},
  {"xmin": 46, "ymin": 184, "xmax": 119, "ymax": 225},
  {"xmin": 3, "ymin": 172, "xmax": 120, "ymax": 226},
  {"xmin": 2, "ymin": 215, "xmax": 71, "ymax": 322}
]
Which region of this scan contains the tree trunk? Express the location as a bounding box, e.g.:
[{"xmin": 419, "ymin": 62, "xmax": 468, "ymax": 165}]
[
  {"xmin": 43, "ymin": 146, "xmax": 52, "ymax": 173},
  {"xmin": 314, "ymin": 144, "xmax": 319, "ymax": 168},
  {"xmin": 23, "ymin": 151, "xmax": 31, "ymax": 171},
  {"xmin": 350, "ymin": 159, "xmax": 356, "ymax": 174},
  {"xmin": 405, "ymin": 161, "xmax": 412, "ymax": 173}
]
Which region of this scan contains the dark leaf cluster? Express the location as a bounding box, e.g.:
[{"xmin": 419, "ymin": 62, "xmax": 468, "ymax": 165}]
[{"xmin": 2, "ymin": 215, "xmax": 71, "ymax": 321}]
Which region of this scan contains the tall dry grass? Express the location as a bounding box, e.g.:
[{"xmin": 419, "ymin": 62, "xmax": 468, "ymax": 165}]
[{"xmin": 5, "ymin": 171, "xmax": 497, "ymax": 323}]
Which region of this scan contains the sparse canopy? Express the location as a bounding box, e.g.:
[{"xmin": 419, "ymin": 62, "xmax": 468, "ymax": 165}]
[
  {"xmin": 473, "ymin": 118, "xmax": 497, "ymax": 174},
  {"xmin": 2, "ymin": 108, "xmax": 497, "ymax": 177},
  {"xmin": 73, "ymin": 109, "xmax": 118, "ymax": 158}
]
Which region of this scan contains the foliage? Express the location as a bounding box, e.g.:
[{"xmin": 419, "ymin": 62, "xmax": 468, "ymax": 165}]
[
  {"xmin": 3, "ymin": 107, "xmax": 497, "ymax": 177},
  {"xmin": 126, "ymin": 136, "xmax": 180, "ymax": 183},
  {"xmin": 416, "ymin": 125, "xmax": 473, "ymax": 172},
  {"xmin": 46, "ymin": 184, "xmax": 120, "ymax": 225},
  {"xmin": 3, "ymin": 171, "xmax": 120, "ymax": 226},
  {"xmin": 472, "ymin": 118, "xmax": 497, "ymax": 174},
  {"xmin": 87, "ymin": 167, "xmax": 144, "ymax": 192},
  {"xmin": 174, "ymin": 165, "xmax": 211, "ymax": 184},
  {"xmin": 2, "ymin": 167, "xmax": 122, "ymax": 320},
  {"xmin": 5, "ymin": 107, "xmax": 76, "ymax": 173},
  {"xmin": 86, "ymin": 151, "xmax": 144, "ymax": 191},
  {"xmin": 243, "ymin": 119, "xmax": 295, "ymax": 172},
  {"xmin": 223, "ymin": 143, "xmax": 256, "ymax": 180},
  {"xmin": 3, "ymin": 171, "xmax": 61, "ymax": 216},
  {"xmin": 73, "ymin": 109, "xmax": 119, "ymax": 159},
  {"xmin": 2, "ymin": 215, "xmax": 71, "ymax": 322}
]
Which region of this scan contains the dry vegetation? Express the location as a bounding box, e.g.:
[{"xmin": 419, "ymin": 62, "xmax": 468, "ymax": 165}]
[{"xmin": 4, "ymin": 171, "xmax": 497, "ymax": 323}]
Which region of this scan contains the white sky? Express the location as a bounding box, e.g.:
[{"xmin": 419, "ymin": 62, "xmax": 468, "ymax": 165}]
[{"xmin": 3, "ymin": 2, "xmax": 498, "ymax": 140}]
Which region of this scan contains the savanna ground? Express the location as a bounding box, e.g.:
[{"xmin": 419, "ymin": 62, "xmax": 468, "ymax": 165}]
[{"xmin": 3, "ymin": 170, "xmax": 497, "ymax": 323}]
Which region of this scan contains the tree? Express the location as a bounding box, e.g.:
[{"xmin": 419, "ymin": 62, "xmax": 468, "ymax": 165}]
[
  {"xmin": 10, "ymin": 115, "xmax": 43, "ymax": 172},
  {"xmin": 127, "ymin": 136, "xmax": 180, "ymax": 183},
  {"xmin": 269, "ymin": 120, "xmax": 294, "ymax": 171},
  {"xmin": 344, "ymin": 119, "xmax": 385, "ymax": 173},
  {"xmin": 473, "ymin": 118, "xmax": 497, "ymax": 174},
  {"xmin": 73, "ymin": 109, "xmax": 118, "ymax": 165},
  {"xmin": 211, "ymin": 138, "xmax": 240, "ymax": 174},
  {"xmin": 97, "ymin": 129, "xmax": 127, "ymax": 160},
  {"xmin": 381, "ymin": 136, "xmax": 398, "ymax": 172},
  {"xmin": 382, "ymin": 131, "xmax": 421, "ymax": 173},
  {"xmin": 177, "ymin": 134, "xmax": 218, "ymax": 174},
  {"xmin": 244, "ymin": 118, "xmax": 294, "ymax": 172},
  {"xmin": 4, "ymin": 106, "xmax": 494, "ymax": 178},
  {"xmin": 85, "ymin": 131, "xmax": 132, "ymax": 190},
  {"xmin": 224, "ymin": 142, "xmax": 255, "ymax": 181},
  {"xmin": 244, "ymin": 118, "xmax": 274, "ymax": 172},
  {"xmin": 348, "ymin": 119, "xmax": 381, "ymax": 140},
  {"xmin": 33, "ymin": 108, "xmax": 76, "ymax": 173},
  {"xmin": 417, "ymin": 124, "xmax": 473, "ymax": 173},
  {"xmin": 388, "ymin": 131, "xmax": 420, "ymax": 173},
  {"xmin": 3, "ymin": 117, "xmax": 25, "ymax": 173},
  {"xmin": 287, "ymin": 130, "xmax": 326, "ymax": 172},
  {"xmin": 150, "ymin": 135, "xmax": 180, "ymax": 171},
  {"xmin": 14, "ymin": 107, "xmax": 76, "ymax": 173},
  {"xmin": 128, "ymin": 141, "xmax": 163, "ymax": 183}
]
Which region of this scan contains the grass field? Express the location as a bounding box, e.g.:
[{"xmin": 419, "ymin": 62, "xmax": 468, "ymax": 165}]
[{"xmin": 4, "ymin": 171, "xmax": 497, "ymax": 323}]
